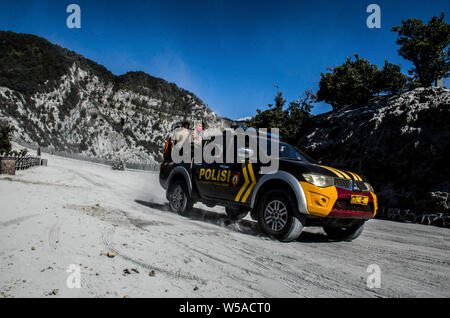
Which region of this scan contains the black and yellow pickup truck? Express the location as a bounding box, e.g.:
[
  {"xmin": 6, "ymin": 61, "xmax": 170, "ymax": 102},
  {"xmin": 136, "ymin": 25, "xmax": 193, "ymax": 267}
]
[{"xmin": 159, "ymin": 129, "xmax": 377, "ymax": 242}]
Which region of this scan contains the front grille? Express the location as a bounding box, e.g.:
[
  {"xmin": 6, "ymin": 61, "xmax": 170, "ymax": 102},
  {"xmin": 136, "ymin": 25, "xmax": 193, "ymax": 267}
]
[
  {"xmin": 353, "ymin": 180, "xmax": 369, "ymax": 192},
  {"xmin": 333, "ymin": 199, "xmax": 373, "ymax": 212},
  {"xmin": 334, "ymin": 178, "xmax": 369, "ymax": 192},
  {"xmin": 334, "ymin": 178, "xmax": 351, "ymax": 189}
]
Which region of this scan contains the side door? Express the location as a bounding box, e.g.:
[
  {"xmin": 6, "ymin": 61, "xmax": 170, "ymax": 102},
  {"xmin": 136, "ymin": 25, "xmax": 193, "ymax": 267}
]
[
  {"xmin": 224, "ymin": 135, "xmax": 260, "ymax": 206},
  {"xmin": 192, "ymin": 136, "xmax": 231, "ymax": 200}
]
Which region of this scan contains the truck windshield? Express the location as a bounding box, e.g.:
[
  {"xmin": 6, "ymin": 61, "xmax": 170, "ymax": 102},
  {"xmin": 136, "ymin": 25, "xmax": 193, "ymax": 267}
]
[
  {"xmin": 279, "ymin": 142, "xmax": 314, "ymax": 163},
  {"xmin": 263, "ymin": 138, "xmax": 313, "ymax": 163}
]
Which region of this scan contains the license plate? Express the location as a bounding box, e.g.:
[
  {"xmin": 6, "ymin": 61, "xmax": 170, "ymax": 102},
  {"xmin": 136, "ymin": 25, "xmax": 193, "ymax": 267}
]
[{"xmin": 350, "ymin": 195, "xmax": 369, "ymax": 205}]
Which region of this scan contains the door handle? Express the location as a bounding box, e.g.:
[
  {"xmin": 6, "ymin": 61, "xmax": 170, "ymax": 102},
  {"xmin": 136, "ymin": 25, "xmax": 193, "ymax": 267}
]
[{"xmin": 220, "ymin": 165, "xmax": 230, "ymax": 169}]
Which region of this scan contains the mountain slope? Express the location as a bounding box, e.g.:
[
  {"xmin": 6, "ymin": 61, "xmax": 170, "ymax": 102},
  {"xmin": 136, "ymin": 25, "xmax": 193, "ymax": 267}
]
[
  {"xmin": 298, "ymin": 87, "xmax": 450, "ymax": 213},
  {"xmin": 0, "ymin": 31, "xmax": 219, "ymax": 163}
]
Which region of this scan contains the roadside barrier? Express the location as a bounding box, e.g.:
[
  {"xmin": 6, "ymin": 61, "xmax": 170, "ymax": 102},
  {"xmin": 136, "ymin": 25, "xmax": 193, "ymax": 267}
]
[
  {"xmin": 12, "ymin": 140, "xmax": 160, "ymax": 171},
  {"xmin": 0, "ymin": 154, "xmax": 44, "ymax": 175}
]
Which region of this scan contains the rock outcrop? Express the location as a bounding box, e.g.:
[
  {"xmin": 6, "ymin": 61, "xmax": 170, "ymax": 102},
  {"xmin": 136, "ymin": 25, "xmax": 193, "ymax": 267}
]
[{"xmin": 298, "ymin": 87, "xmax": 450, "ymax": 214}]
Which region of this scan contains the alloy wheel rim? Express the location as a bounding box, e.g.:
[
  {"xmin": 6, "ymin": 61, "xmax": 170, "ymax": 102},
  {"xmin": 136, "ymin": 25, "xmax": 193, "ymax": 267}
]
[
  {"xmin": 171, "ymin": 185, "xmax": 185, "ymax": 210},
  {"xmin": 264, "ymin": 200, "xmax": 288, "ymax": 231}
]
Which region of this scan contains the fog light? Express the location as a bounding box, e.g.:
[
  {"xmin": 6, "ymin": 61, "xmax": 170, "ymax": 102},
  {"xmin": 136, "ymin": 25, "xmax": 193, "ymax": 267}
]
[{"xmin": 312, "ymin": 193, "xmax": 329, "ymax": 207}]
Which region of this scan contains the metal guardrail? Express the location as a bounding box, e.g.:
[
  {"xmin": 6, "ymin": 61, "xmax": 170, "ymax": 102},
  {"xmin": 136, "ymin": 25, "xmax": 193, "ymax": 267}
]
[
  {"xmin": 0, "ymin": 155, "xmax": 42, "ymax": 170},
  {"xmin": 12, "ymin": 140, "xmax": 161, "ymax": 171}
]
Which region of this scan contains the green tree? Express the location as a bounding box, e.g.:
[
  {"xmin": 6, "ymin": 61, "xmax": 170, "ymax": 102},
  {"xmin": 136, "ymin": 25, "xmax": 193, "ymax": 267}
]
[
  {"xmin": 392, "ymin": 12, "xmax": 450, "ymax": 87},
  {"xmin": 317, "ymin": 55, "xmax": 378, "ymax": 110},
  {"xmin": 247, "ymin": 89, "xmax": 314, "ymax": 143},
  {"xmin": 283, "ymin": 90, "xmax": 314, "ymax": 143},
  {"xmin": 317, "ymin": 55, "xmax": 409, "ymax": 110},
  {"xmin": 248, "ymin": 90, "xmax": 285, "ymax": 130},
  {"xmin": 375, "ymin": 60, "xmax": 409, "ymax": 95},
  {"xmin": 0, "ymin": 121, "xmax": 14, "ymax": 154}
]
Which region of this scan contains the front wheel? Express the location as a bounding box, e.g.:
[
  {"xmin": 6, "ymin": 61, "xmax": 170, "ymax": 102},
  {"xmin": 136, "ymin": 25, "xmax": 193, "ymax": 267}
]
[
  {"xmin": 323, "ymin": 221, "xmax": 365, "ymax": 241},
  {"xmin": 168, "ymin": 180, "xmax": 193, "ymax": 216},
  {"xmin": 257, "ymin": 190, "xmax": 305, "ymax": 242}
]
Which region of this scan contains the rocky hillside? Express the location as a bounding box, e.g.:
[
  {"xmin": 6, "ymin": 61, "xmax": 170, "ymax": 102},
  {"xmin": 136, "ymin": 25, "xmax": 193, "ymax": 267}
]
[
  {"xmin": 0, "ymin": 31, "xmax": 220, "ymax": 163},
  {"xmin": 298, "ymin": 87, "xmax": 450, "ymax": 213}
]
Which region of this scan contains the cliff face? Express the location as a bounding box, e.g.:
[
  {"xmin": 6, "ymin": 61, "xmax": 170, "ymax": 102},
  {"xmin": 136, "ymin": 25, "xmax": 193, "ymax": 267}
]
[
  {"xmin": 298, "ymin": 87, "xmax": 450, "ymax": 213},
  {"xmin": 0, "ymin": 31, "xmax": 220, "ymax": 163}
]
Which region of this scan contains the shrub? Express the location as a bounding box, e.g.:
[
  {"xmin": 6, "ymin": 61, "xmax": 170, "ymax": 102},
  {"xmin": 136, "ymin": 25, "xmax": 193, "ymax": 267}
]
[{"xmin": 0, "ymin": 121, "xmax": 14, "ymax": 154}]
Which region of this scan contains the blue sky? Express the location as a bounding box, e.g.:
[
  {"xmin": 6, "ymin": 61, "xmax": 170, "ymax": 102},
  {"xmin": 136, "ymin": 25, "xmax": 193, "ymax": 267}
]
[{"xmin": 0, "ymin": 0, "xmax": 448, "ymax": 119}]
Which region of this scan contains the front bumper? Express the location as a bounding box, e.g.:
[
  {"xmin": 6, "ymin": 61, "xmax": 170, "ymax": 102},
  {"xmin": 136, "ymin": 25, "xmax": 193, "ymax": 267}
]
[{"xmin": 299, "ymin": 182, "xmax": 377, "ymax": 219}]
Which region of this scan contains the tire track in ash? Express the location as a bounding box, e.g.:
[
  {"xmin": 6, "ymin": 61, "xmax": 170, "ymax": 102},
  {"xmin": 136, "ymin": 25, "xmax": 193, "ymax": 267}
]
[
  {"xmin": 226, "ymin": 244, "xmax": 301, "ymax": 294},
  {"xmin": 137, "ymin": 202, "xmax": 366, "ymax": 296},
  {"xmin": 137, "ymin": 200, "xmax": 314, "ymax": 295},
  {"xmin": 80, "ymin": 276, "xmax": 105, "ymax": 298},
  {"xmin": 231, "ymin": 242, "xmax": 305, "ymax": 294},
  {"xmin": 0, "ymin": 214, "xmax": 38, "ymax": 229},
  {"xmin": 101, "ymin": 228, "xmax": 206, "ymax": 285},
  {"xmin": 238, "ymin": 241, "xmax": 356, "ymax": 297},
  {"xmin": 64, "ymin": 168, "xmax": 107, "ymax": 188},
  {"xmin": 165, "ymin": 232, "xmax": 302, "ymax": 296},
  {"xmin": 47, "ymin": 218, "xmax": 105, "ymax": 297},
  {"xmin": 169, "ymin": 234, "xmax": 261, "ymax": 276},
  {"xmin": 175, "ymin": 231, "xmax": 356, "ymax": 297},
  {"xmin": 240, "ymin": 240, "xmax": 383, "ymax": 297},
  {"xmin": 48, "ymin": 219, "xmax": 61, "ymax": 250}
]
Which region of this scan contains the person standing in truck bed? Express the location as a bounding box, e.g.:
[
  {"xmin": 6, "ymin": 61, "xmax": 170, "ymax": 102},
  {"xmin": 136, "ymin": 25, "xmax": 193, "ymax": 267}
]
[{"xmin": 164, "ymin": 121, "xmax": 190, "ymax": 160}]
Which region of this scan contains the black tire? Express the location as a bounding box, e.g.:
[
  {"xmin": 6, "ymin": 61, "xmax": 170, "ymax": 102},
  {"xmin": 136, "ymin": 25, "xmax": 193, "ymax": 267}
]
[
  {"xmin": 257, "ymin": 190, "xmax": 305, "ymax": 242},
  {"xmin": 323, "ymin": 221, "xmax": 365, "ymax": 241},
  {"xmin": 167, "ymin": 180, "xmax": 193, "ymax": 216},
  {"xmin": 225, "ymin": 207, "xmax": 249, "ymax": 221}
]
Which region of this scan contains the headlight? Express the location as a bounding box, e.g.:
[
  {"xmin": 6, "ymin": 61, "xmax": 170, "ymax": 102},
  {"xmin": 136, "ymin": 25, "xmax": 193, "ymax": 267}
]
[
  {"xmin": 364, "ymin": 182, "xmax": 374, "ymax": 192},
  {"xmin": 302, "ymin": 174, "xmax": 334, "ymax": 188}
]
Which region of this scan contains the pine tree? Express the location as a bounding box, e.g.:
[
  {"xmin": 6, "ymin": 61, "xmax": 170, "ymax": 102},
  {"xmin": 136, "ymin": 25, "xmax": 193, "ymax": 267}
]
[{"xmin": 392, "ymin": 12, "xmax": 450, "ymax": 87}]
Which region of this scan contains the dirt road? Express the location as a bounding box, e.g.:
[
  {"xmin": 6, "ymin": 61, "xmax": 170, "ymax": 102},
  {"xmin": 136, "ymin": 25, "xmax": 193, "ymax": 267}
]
[{"xmin": 0, "ymin": 154, "xmax": 449, "ymax": 297}]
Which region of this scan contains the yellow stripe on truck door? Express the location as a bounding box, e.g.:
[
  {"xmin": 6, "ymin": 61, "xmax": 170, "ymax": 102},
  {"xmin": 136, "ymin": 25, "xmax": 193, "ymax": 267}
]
[
  {"xmin": 234, "ymin": 162, "xmax": 249, "ymax": 202},
  {"xmin": 241, "ymin": 163, "xmax": 256, "ymax": 203}
]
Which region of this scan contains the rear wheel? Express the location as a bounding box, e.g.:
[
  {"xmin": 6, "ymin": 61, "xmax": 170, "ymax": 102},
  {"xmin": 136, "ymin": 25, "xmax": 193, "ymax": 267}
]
[
  {"xmin": 168, "ymin": 180, "xmax": 193, "ymax": 216},
  {"xmin": 257, "ymin": 190, "xmax": 305, "ymax": 242},
  {"xmin": 225, "ymin": 207, "xmax": 249, "ymax": 221},
  {"xmin": 323, "ymin": 221, "xmax": 365, "ymax": 241}
]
